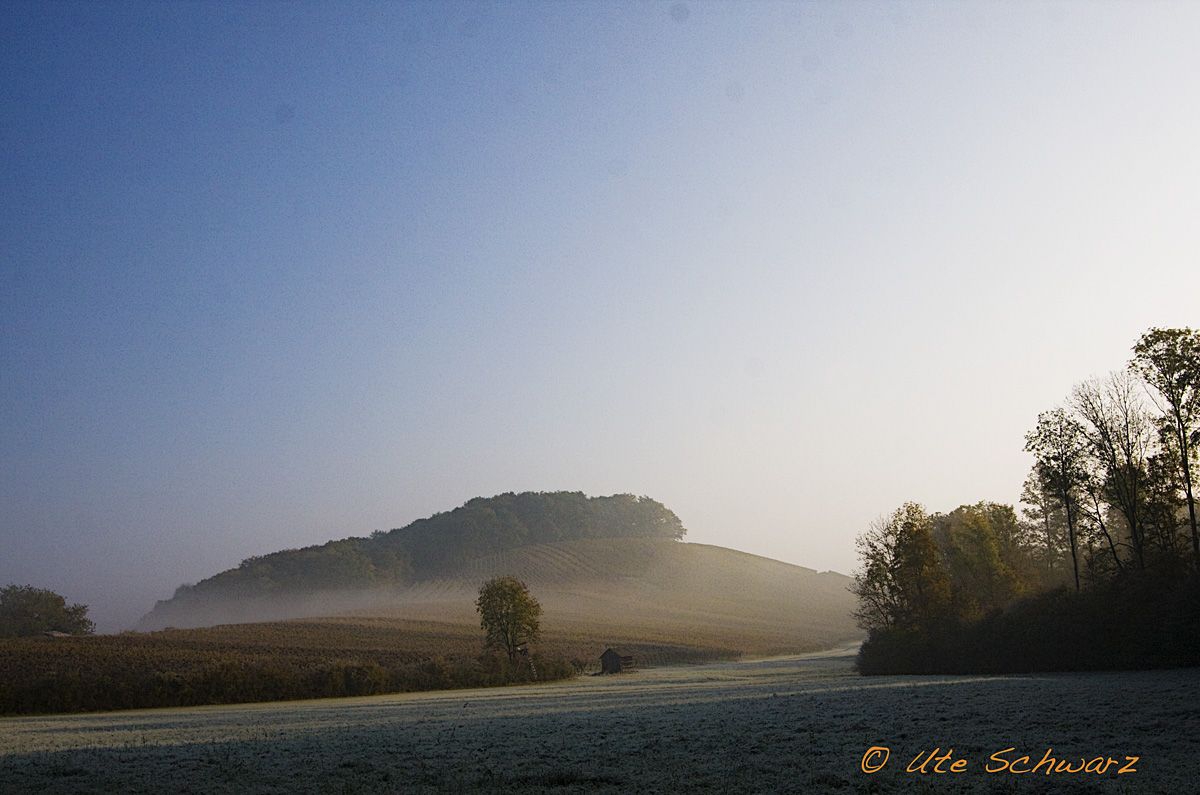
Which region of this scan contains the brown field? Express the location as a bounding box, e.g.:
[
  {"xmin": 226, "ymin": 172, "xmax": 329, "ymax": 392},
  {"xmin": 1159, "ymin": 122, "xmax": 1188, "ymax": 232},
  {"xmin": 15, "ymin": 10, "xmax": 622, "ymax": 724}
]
[
  {"xmin": 2, "ymin": 540, "xmax": 859, "ymax": 715},
  {"xmin": 0, "ymin": 615, "xmax": 739, "ymax": 696},
  {"xmin": 0, "ymin": 615, "xmax": 731, "ymax": 716},
  {"xmin": 140, "ymin": 539, "xmax": 860, "ymax": 657}
]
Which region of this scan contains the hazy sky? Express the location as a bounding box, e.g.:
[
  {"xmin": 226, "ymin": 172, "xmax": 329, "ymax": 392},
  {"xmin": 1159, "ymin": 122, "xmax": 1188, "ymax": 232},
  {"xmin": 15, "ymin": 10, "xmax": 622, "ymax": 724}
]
[{"xmin": 3, "ymin": 1, "xmax": 1198, "ymax": 631}]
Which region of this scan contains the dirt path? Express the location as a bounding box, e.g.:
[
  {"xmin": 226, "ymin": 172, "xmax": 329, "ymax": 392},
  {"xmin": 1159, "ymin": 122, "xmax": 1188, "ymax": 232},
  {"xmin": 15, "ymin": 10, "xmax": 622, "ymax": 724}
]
[{"xmin": 2, "ymin": 650, "xmax": 1196, "ymax": 792}]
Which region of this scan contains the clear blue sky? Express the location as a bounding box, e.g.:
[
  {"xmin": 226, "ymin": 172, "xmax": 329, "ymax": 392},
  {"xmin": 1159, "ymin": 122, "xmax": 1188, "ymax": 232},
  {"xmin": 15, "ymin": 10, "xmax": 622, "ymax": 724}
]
[{"xmin": 3, "ymin": 1, "xmax": 1198, "ymax": 630}]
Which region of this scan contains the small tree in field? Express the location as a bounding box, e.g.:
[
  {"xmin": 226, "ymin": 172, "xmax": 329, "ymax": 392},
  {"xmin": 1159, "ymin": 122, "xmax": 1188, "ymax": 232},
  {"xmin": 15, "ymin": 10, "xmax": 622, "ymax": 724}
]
[
  {"xmin": 0, "ymin": 585, "xmax": 95, "ymax": 637},
  {"xmin": 475, "ymin": 576, "xmax": 541, "ymax": 661}
]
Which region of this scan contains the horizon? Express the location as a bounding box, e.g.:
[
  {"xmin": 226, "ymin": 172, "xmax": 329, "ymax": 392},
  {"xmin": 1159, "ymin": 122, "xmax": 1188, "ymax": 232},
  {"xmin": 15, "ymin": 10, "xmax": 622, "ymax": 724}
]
[{"xmin": 3, "ymin": 1, "xmax": 1199, "ymax": 632}]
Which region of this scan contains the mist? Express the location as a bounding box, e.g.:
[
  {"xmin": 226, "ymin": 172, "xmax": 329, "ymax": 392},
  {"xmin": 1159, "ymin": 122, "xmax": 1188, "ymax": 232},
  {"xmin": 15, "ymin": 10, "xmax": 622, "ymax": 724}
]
[
  {"xmin": 3, "ymin": 2, "xmax": 1199, "ymax": 632},
  {"xmin": 137, "ymin": 588, "xmax": 411, "ymax": 632}
]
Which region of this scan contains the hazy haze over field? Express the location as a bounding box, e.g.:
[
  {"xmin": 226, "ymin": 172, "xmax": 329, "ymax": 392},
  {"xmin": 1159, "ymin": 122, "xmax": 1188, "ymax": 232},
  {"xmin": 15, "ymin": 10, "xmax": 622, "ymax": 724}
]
[{"xmin": 3, "ymin": 1, "xmax": 1199, "ymax": 630}]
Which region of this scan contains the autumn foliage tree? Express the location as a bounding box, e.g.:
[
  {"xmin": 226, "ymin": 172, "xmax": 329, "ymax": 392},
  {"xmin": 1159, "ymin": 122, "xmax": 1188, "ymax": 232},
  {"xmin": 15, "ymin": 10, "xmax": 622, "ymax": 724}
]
[
  {"xmin": 0, "ymin": 585, "xmax": 95, "ymax": 637},
  {"xmin": 852, "ymin": 503, "xmax": 951, "ymax": 632},
  {"xmin": 931, "ymin": 503, "xmax": 1027, "ymax": 621}
]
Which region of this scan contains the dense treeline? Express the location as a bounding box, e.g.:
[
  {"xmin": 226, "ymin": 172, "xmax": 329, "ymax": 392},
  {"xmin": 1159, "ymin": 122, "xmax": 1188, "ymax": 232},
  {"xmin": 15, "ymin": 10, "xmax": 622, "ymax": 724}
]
[
  {"xmin": 855, "ymin": 327, "xmax": 1200, "ymax": 674},
  {"xmin": 158, "ymin": 492, "xmax": 686, "ymax": 609},
  {"xmin": 858, "ymin": 573, "xmax": 1200, "ymax": 674}
]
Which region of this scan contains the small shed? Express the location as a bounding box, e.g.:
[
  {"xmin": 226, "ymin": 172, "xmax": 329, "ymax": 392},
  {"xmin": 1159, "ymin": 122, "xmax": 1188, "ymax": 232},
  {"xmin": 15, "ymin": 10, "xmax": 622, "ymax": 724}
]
[{"xmin": 599, "ymin": 647, "xmax": 634, "ymax": 674}]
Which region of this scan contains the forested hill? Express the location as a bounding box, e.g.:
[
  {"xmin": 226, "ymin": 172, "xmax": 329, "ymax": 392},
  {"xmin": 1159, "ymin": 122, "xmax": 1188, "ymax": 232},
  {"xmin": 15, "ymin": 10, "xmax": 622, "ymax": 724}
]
[{"xmin": 155, "ymin": 493, "xmax": 686, "ymax": 607}]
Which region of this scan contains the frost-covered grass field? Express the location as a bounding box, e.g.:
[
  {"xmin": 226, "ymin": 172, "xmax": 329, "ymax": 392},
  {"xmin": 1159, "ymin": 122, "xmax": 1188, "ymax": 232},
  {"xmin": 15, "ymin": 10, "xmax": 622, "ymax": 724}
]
[{"xmin": 1, "ymin": 647, "xmax": 1196, "ymax": 793}]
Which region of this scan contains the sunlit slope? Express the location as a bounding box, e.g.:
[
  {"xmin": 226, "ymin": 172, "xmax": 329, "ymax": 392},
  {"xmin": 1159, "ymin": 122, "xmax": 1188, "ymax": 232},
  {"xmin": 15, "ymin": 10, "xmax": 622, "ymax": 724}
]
[
  {"xmin": 379, "ymin": 539, "xmax": 858, "ymax": 653},
  {"xmin": 422, "ymin": 542, "xmax": 854, "ymax": 648},
  {"xmin": 143, "ymin": 538, "xmax": 858, "ymax": 655}
]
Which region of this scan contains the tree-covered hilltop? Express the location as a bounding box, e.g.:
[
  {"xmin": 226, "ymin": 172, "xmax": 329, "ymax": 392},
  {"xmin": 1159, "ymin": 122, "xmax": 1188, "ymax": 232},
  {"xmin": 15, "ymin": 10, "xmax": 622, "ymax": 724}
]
[
  {"xmin": 161, "ymin": 493, "xmax": 686, "ymax": 605},
  {"xmin": 379, "ymin": 492, "xmax": 686, "ymax": 572}
]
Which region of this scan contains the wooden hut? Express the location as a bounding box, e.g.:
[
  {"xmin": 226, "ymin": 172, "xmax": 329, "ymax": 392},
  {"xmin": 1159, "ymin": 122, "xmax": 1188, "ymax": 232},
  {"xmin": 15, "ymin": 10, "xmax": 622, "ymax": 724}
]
[
  {"xmin": 599, "ymin": 647, "xmax": 634, "ymax": 674},
  {"xmin": 600, "ymin": 648, "xmax": 622, "ymax": 673}
]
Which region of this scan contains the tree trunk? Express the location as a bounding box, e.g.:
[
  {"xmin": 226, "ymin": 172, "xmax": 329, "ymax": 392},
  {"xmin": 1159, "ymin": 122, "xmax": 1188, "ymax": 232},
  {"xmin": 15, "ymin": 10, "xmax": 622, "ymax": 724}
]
[
  {"xmin": 1177, "ymin": 413, "xmax": 1199, "ymax": 563},
  {"xmin": 1042, "ymin": 508, "xmax": 1054, "ymax": 571},
  {"xmin": 1063, "ymin": 490, "xmax": 1080, "ymax": 592},
  {"xmin": 1090, "ymin": 490, "xmax": 1123, "ymax": 572}
]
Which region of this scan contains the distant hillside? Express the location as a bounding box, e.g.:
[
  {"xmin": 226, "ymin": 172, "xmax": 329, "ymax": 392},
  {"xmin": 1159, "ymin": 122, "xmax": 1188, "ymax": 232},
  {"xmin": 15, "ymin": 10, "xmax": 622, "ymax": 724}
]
[
  {"xmin": 152, "ymin": 492, "xmax": 684, "ymax": 606},
  {"xmin": 139, "ymin": 493, "xmax": 859, "ymax": 654},
  {"xmin": 400, "ymin": 538, "xmax": 859, "ymax": 655}
]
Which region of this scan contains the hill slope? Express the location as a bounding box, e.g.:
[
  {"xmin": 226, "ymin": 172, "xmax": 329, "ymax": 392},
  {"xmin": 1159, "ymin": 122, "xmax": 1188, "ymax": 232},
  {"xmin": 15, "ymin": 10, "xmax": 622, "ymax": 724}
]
[
  {"xmin": 138, "ymin": 492, "xmax": 859, "ymax": 654},
  {"xmin": 408, "ymin": 539, "xmax": 857, "ymax": 650},
  {"xmin": 148, "ymin": 492, "xmax": 686, "ymax": 611},
  {"xmin": 140, "ymin": 537, "xmax": 859, "ymax": 655}
]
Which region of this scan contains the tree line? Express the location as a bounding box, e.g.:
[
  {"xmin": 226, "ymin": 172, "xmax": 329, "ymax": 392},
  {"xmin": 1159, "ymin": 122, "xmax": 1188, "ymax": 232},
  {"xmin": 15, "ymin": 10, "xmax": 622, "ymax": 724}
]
[
  {"xmin": 1024, "ymin": 328, "xmax": 1199, "ymax": 587},
  {"xmin": 854, "ymin": 327, "xmax": 1200, "ymax": 674},
  {"xmin": 157, "ymin": 492, "xmax": 686, "ymax": 609}
]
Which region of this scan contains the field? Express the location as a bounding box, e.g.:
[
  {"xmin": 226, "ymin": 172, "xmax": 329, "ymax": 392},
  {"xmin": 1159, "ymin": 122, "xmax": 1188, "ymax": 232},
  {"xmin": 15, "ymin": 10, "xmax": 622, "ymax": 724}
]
[
  {"xmin": 3, "ymin": 539, "xmax": 861, "ymax": 716},
  {"xmin": 139, "ymin": 539, "xmax": 860, "ymax": 659},
  {"xmin": 2, "ymin": 647, "xmax": 1197, "ymax": 793},
  {"xmin": 0, "ymin": 615, "xmax": 737, "ymax": 715}
]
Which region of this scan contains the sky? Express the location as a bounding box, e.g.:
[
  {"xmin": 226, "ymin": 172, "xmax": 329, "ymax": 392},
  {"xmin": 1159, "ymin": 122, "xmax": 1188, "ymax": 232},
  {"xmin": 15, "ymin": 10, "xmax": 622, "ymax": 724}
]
[{"xmin": 2, "ymin": 0, "xmax": 1198, "ymax": 631}]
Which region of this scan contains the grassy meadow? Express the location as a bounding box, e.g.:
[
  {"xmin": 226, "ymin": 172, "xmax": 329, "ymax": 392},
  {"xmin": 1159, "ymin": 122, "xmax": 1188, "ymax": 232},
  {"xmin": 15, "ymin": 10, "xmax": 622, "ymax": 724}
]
[{"xmin": 3, "ymin": 648, "xmax": 1195, "ymax": 793}]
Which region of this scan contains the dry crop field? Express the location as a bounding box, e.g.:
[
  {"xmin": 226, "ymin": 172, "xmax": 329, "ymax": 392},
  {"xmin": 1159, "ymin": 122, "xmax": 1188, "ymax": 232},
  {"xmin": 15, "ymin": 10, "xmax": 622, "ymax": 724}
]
[
  {"xmin": 0, "ymin": 616, "xmax": 737, "ymax": 715},
  {"xmin": 140, "ymin": 540, "xmax": 860, "ymax": 659},
  {"xmin": 2, "ymin": 647, "xmax": 1196, "ymax": 793},
  {"xmin": 0, "ymin": 539, "xmax": 861, "ymax": 717}
]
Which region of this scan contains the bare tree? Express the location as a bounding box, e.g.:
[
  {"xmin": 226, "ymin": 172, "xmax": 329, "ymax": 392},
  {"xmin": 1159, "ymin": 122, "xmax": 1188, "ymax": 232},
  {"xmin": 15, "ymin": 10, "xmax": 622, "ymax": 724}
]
[
  {"xmin": 1080, "ymin": 475, "xmax": 1123, "ymax": 574},
  {"xmin": 1072, "ymin": 372, "xmax": 1153, "ymax": 569}
]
